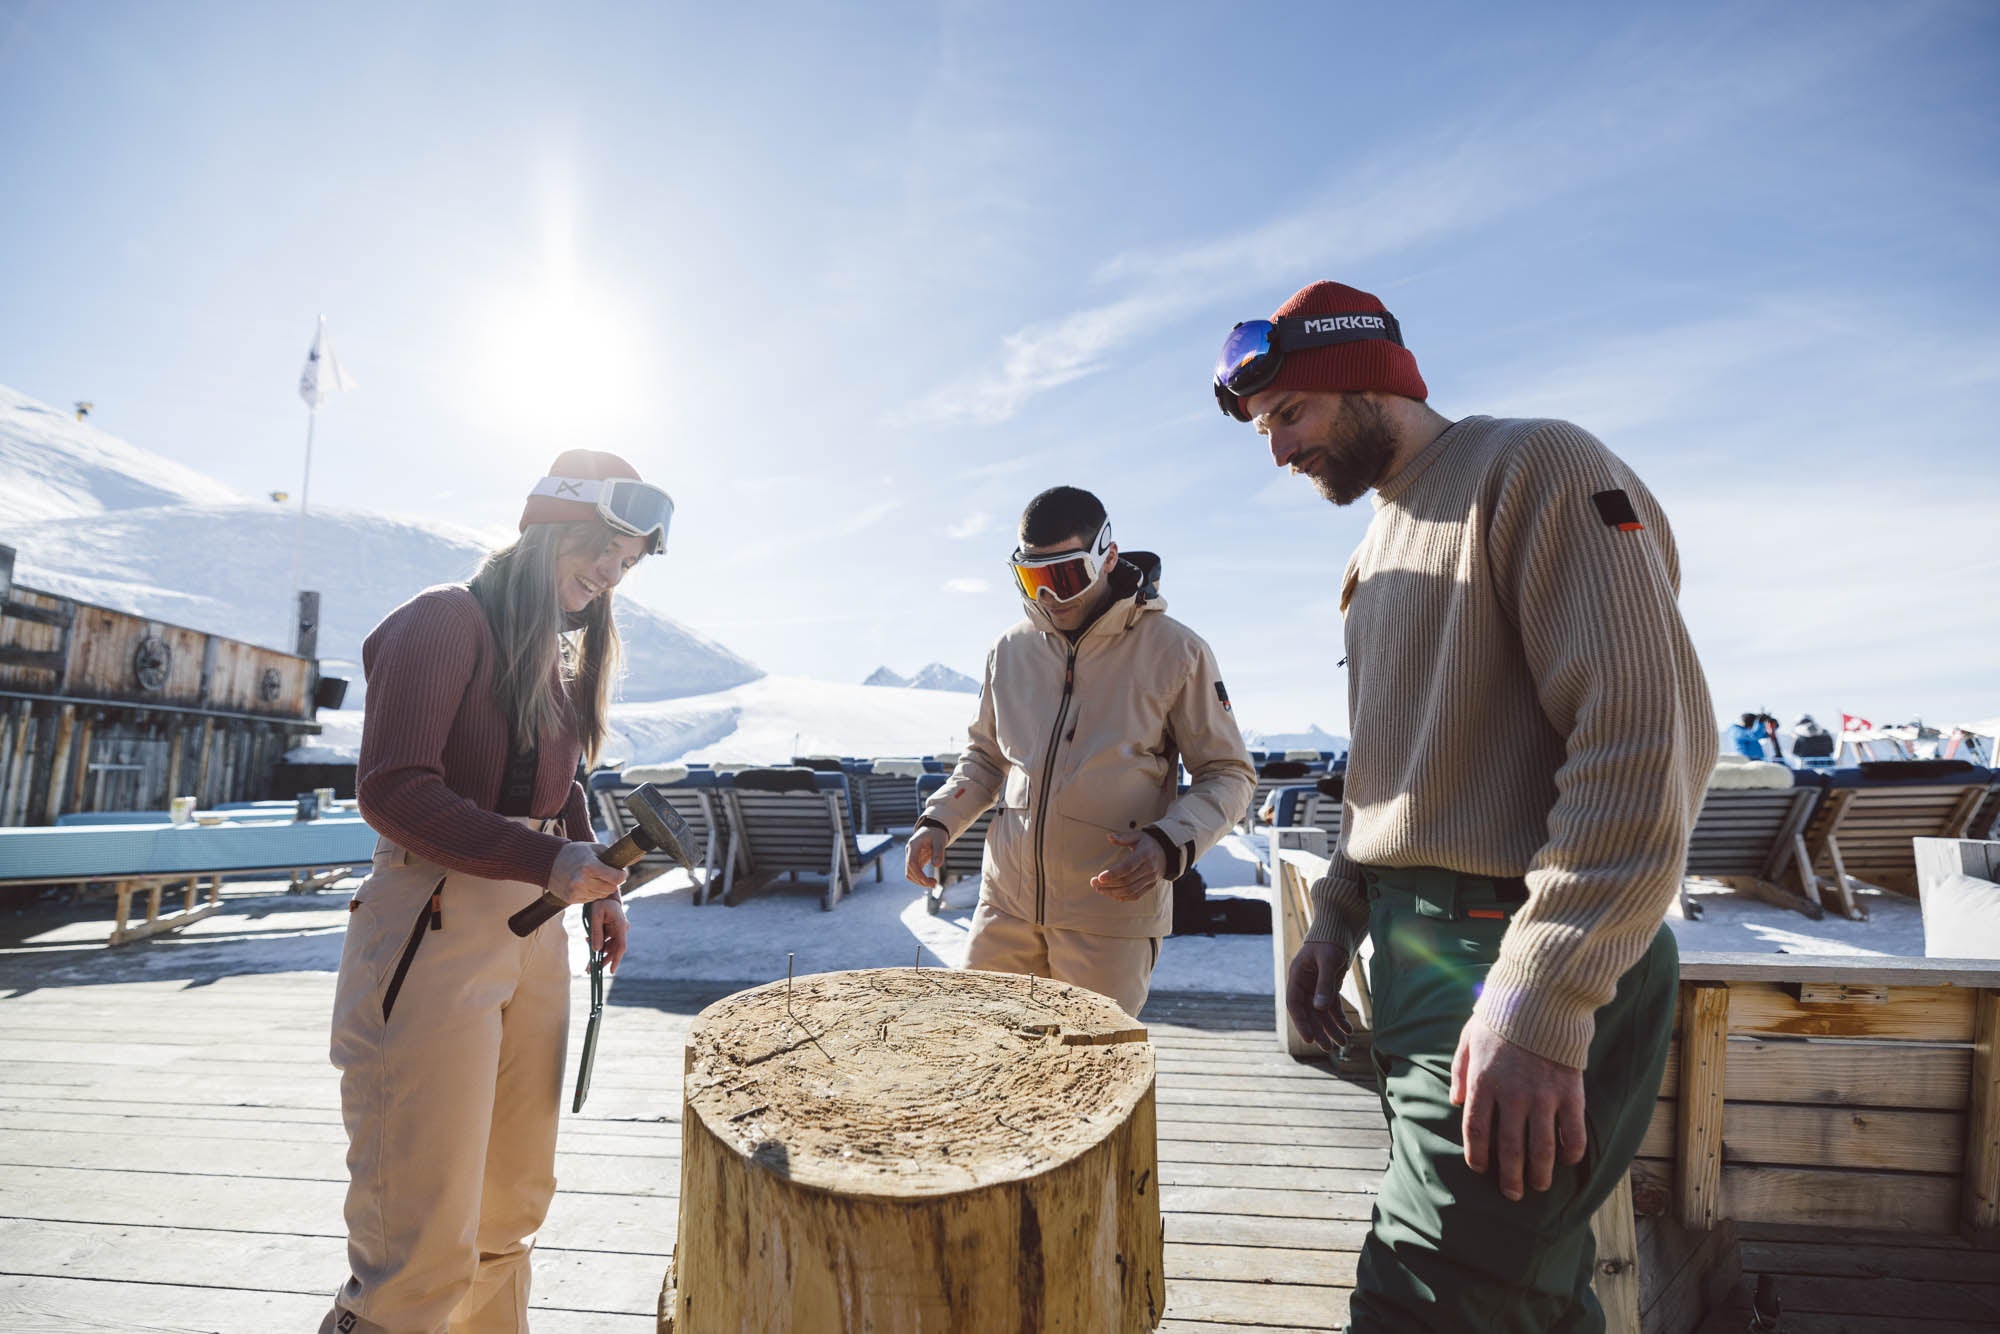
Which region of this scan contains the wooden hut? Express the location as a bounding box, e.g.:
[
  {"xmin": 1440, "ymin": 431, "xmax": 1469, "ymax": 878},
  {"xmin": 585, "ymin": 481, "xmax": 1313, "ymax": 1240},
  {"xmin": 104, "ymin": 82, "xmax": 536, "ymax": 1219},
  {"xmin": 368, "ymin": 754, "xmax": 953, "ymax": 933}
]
[{"xmin": 0, "ymin": 543, "xmax": 339, "ymax": 824}]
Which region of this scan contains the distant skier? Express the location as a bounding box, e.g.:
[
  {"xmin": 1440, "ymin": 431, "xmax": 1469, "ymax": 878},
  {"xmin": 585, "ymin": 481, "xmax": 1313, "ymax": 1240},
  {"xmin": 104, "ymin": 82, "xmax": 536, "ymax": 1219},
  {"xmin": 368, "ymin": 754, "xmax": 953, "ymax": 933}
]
[
  {"xmin": 906, "ymin": 486, "xmax": 1255, "ymax": 1018},
  {"xmin": 321, "ymin": 450, "xmax": 671, "ymax": 1334},
  {"xmin": 1727, "ymin": 712, "xmax": 1770, "ymax": 760}
]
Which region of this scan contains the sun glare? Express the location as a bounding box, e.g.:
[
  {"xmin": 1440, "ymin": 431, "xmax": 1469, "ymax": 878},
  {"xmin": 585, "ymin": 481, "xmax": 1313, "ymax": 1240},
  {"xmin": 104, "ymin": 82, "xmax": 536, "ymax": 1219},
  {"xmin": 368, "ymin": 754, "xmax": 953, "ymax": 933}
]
[{"xmin": 453, "ymin": 177, "xmax": 658, "ymax": 448}]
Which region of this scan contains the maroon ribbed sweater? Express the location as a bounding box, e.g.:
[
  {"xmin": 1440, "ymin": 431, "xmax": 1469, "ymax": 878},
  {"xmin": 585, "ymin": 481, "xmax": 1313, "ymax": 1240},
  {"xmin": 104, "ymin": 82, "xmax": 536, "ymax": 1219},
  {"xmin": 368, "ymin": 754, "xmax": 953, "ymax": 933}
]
[{"xmin": 356, "ymin": 585, "xmax": 593, "ymax": 889}]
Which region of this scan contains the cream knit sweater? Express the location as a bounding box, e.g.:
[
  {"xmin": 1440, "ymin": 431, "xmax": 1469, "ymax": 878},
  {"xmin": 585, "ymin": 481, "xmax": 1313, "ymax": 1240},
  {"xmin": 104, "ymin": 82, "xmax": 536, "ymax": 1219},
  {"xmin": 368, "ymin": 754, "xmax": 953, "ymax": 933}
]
[{"xmin": 1310, "ymin": 416, "xmax": 1716, "ymax": 1070}]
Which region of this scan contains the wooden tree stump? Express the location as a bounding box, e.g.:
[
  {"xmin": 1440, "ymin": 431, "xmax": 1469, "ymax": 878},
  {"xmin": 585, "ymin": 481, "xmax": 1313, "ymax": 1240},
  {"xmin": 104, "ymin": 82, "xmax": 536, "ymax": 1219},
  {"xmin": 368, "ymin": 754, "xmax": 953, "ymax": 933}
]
[{"xmin": 663, "ymin": 967, "xmax": 1164, "ymax": 1333}]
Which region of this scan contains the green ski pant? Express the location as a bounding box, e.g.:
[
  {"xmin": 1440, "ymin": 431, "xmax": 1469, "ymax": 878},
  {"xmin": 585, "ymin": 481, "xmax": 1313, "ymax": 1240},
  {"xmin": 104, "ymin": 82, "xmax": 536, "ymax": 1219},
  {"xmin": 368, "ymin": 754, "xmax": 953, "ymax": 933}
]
[{"xmin": 1344, "ymin": 865, "xmax": 1678, "ymax": 1334}]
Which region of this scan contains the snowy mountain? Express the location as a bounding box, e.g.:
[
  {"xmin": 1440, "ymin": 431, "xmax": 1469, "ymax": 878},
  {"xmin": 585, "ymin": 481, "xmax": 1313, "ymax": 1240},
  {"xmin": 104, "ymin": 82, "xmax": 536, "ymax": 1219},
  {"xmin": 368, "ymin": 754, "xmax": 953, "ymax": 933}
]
[
  {"xmin": 863, "ymin": 663, "xmax": 980, "ymax": 694},
  {"xmin": 1243, "ymin": 724, "xmax": 1349, "ymax": 754},
  {"xmin": 908, "ymin": 663, "xmax": 979, "ymax": 694},
  {"xmin": 0, "ymin": 385, "xmax": 761, "ymax": 706}
]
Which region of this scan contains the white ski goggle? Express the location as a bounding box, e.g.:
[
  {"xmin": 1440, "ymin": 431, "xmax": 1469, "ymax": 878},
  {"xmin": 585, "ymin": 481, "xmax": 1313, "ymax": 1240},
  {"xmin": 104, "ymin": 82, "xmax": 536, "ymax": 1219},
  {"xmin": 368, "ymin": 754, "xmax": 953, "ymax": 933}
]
[
  {"xmin": 529, "ymin": 476, "xmax": 673, "ymax": 554},
  {"xmin": 1008, "ymin": 519, "xmax": 1112, "ymax": 603}
]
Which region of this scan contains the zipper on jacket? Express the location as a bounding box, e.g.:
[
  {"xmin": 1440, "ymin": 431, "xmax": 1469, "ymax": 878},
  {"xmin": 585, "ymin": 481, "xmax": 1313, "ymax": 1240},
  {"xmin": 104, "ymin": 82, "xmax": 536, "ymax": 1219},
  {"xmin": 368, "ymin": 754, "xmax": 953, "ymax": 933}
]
[
  {"xmin": 381, "ymin": 879, "xmax": 445, "ymax": 1022},
  {"xmin": 1031, "ymin": 646, "xmax": 1078, "ymax": 924}
]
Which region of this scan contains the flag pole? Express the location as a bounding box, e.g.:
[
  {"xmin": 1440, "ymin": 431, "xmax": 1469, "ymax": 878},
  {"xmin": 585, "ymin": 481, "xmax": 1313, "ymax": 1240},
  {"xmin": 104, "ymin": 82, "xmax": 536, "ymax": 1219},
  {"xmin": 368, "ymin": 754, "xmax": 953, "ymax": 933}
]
[{"xmin": 290, "ymin": 407, "xmax": 315, "ymax": 648}]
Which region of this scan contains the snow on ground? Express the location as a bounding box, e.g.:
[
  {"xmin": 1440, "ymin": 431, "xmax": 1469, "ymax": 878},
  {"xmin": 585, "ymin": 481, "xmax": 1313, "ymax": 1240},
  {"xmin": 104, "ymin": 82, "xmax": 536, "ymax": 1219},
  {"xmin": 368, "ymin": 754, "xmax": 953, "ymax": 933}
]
[
  {"xmin": 589, "ymin": 675, "xmax": 975, "ymax": 766},
  {"xmin": 0, "ymin": 834, "xmax": 1939, "ymax": 1006}
]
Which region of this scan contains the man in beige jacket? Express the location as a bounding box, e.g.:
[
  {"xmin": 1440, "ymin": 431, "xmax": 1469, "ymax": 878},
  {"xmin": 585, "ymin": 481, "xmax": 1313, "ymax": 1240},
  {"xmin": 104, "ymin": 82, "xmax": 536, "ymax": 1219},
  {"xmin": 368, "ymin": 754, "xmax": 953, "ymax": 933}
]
[{"xmin": 907, "ymin": 486, "xmax": 1255, "ymax": 1018}]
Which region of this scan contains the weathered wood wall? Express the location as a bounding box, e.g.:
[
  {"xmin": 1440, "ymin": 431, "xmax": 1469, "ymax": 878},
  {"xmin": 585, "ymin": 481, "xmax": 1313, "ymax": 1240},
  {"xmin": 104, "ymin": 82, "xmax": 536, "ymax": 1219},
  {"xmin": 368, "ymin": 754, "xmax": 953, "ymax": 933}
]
[{"xmin": 0, "ymin": 566, "xmax": 322, "ymax": 823}]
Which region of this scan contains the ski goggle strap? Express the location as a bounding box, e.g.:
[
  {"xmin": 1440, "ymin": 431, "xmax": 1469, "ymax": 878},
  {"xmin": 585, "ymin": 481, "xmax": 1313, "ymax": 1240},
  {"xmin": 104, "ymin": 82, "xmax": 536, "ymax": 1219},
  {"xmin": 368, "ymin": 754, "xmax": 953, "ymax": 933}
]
[
  {"xmin": 528, "ymin": 476, "xmax": 674, "ymax": 553},
  {"xmin": 1008, "ymin": 520, "xmax": 1112, "ymax": 604},
  {"xmin": 1213, "ymin": 312, "xmax": 1404, "ymax": 421}
]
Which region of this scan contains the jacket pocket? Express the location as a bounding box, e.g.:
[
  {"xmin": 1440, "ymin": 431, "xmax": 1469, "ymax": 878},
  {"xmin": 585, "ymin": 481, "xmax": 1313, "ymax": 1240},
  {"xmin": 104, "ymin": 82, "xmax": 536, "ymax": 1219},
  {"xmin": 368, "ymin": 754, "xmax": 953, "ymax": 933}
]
[{"xmin": 381, "ymin": 877, "xmax": 444, "ymax": 1022}]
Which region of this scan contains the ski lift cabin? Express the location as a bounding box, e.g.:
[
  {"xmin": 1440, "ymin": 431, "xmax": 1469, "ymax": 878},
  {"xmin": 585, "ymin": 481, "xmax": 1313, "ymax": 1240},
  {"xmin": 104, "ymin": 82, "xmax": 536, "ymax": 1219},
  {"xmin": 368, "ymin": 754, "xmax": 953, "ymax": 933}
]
[{"xmin": 0, "ymin": 543, "xmax": 340, "ymax": 825}]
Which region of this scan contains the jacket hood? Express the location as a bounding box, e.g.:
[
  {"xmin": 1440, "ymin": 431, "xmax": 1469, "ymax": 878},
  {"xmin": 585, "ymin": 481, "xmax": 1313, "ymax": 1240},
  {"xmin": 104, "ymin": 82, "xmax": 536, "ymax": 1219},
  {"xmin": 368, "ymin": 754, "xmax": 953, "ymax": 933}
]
[{"xmin": 1020, "ymin": 552, "xmax": 1165, "ymax": 639}]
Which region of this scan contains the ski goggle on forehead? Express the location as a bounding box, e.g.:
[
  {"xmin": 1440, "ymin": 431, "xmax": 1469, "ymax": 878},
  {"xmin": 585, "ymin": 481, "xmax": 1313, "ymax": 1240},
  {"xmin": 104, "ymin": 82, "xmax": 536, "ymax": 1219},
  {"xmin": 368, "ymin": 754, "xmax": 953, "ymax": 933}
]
[
  {"xmin": 1008, "ymin": 519, "xmax": 1113, "ymax": 604},
  {"xmin": 529, "ymin": 476, "xmax": 674, "ymax": 554},
  {"xmin": 1212, "ymin": 311, "xmax": 1405, "ymax": 421}
]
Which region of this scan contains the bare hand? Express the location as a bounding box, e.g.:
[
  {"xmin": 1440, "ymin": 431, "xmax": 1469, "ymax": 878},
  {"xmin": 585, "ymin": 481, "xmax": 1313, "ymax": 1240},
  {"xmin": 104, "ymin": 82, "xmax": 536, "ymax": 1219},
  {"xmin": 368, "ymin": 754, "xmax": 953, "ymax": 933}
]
[
  {"xmin": 552, "ymin": 840, "xmax": 628, "ymax": 907},
  {"xmin": 1451, "ymin": 1013, "xmax": 1587, "ymax": 1201},
  {"xmin": 586, "ymin": 897, "xmax": 630, "ymax": 973},
  {"xmin": 904, "ymin": 826, "xmax": 948, "ymax": 889},
  {"xmin": 1091, "ymin": 832, "xmax": 1167, "ymax": 901},
  {"xmin": 1284, "ymin": 942, "xmax": 1353, "ymax": 1051}
]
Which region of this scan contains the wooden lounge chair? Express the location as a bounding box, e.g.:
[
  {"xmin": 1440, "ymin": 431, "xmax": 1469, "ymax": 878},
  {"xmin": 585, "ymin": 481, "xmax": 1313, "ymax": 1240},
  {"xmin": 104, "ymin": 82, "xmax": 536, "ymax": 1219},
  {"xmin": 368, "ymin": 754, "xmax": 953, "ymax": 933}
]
[
  {"xmin": 1802, "ymin": 762, "xmax": 1995, "ymax": 919},
  {"xmin": 1252, "ymin": 778, "xmax": 1344, "ymax": 885},
  {"xmin": 594, "ymin": 765, "xmax": 737, "ymax": 904},
  {"xmin": 1682, "ymin": 765, "xmax": 1831, "ymax": 920},
  {"xmin": 912, "ymin": 772, "xmax": 995, "ymax": 914},
  {"xmin": 720, "ymin": 768, "xmax": 895, "ymax": 910},
  {"xmin": 1243, "ymin": 760, "xmax": 1317, "ymax": 832},
  {"xmin": 859, "ymin": 758, "xmax": 928, "ymax": 833}
]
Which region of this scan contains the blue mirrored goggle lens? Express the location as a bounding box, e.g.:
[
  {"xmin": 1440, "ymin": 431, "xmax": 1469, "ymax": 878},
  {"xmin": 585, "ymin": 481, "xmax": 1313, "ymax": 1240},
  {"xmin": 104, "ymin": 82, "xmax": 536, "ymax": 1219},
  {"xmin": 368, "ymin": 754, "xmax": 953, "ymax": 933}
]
[{"xmin": 1214, "ymin": 320, "xmax": 1278, "ymax": 392}]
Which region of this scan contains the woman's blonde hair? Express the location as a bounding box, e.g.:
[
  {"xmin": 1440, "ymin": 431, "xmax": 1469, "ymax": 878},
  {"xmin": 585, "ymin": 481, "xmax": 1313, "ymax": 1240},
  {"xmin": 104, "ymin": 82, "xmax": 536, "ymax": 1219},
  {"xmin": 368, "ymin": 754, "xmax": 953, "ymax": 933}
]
[{"xmin": 468, "ymin": 521, "xmax": 625, "ymax": 766}]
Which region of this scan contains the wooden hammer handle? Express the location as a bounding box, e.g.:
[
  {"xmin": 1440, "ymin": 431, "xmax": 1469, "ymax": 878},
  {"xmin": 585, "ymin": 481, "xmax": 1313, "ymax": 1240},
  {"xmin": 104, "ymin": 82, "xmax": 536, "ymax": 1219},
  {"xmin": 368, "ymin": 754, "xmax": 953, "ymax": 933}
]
[{"xmin": 507, "ymin": 832, "xmax": 647, "ymax": 936}]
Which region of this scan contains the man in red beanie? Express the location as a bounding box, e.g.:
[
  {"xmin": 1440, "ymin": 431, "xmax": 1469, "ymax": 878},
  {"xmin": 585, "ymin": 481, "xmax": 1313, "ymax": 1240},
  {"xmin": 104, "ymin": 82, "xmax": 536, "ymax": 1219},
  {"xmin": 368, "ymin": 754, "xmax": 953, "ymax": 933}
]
[{"xmin": 1215, "ymin": 281, "xmax": 1716, "ymax": 1331}]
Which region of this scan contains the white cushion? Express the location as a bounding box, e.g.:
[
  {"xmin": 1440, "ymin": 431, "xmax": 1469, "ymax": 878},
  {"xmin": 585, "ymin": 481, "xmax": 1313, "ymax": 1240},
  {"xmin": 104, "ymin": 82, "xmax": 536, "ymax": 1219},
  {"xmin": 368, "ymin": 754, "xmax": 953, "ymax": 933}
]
[
  {"xmin": 1708, "ymin": 757, "xmax": 1794, "ymax": 790},
  {"xmin": 872, "ymin": 759, "xmax": 927, "ymax": 778},
  {"xmin": 621, "ymin": 763, "xmax": 690, "ymax": 785},
  {"xmin": 1922, "ymin": 872, "xmax": 2000, "ymax": 959}
]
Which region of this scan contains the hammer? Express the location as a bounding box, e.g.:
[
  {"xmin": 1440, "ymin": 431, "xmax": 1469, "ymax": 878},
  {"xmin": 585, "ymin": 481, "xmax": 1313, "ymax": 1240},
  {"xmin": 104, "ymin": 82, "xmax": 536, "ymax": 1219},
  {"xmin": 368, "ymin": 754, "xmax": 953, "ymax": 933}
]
[{"xmin": 507, "ymin": 783, "xmax": 695, "ymax": 937}]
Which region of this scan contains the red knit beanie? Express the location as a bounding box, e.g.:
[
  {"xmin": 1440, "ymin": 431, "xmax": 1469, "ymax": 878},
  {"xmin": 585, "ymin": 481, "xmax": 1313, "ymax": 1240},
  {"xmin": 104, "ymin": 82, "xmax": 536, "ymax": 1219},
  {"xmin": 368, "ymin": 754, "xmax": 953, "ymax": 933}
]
[
  {"xmin": 1265, "ymin": 281, "xmax": 1427, "ymax": 402},
  {"xmin": 519, "ymin": 449, "xmax": 646, "ymax": 532}
]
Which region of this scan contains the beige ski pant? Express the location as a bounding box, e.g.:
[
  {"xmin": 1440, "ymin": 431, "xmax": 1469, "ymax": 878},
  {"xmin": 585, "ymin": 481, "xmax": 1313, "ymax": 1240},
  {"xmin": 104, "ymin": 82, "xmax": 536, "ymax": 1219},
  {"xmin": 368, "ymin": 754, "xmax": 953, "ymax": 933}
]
[
  {"xmin": 965, "ymin": 899, "xmax": 1161, "ymax": 1019},
  {"xmin": 321, "ymin": 817, "xmax": 570, "ymax": 1334}
]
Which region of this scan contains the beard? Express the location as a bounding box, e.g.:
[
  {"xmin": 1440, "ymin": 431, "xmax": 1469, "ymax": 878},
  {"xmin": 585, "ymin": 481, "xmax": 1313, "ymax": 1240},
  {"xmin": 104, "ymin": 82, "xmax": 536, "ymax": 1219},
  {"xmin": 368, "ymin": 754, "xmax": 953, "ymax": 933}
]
[{"xmin": 1294, "ymin": 396, "xmax": 1399, "ymax": 506}]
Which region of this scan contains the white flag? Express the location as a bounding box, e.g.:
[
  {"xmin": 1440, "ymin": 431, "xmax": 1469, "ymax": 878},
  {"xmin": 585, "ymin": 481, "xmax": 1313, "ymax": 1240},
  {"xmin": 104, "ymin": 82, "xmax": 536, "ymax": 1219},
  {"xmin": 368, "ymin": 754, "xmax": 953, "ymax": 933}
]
[{"xmin": 298, "ymin": 315, "xmax": 359, "ymax": 409}]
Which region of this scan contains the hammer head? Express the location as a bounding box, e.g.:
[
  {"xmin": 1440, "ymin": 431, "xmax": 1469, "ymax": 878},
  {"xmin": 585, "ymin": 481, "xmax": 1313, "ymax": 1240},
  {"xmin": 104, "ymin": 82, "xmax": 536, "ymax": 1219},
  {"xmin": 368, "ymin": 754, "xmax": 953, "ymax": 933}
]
[{"xmin": 623, "ymin": 783, "xmax": 695, "ymax": 867}]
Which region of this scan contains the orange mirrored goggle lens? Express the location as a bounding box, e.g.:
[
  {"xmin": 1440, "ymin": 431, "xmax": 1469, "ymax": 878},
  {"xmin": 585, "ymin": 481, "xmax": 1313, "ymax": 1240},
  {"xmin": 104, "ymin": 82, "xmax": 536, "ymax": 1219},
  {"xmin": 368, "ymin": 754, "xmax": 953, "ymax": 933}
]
[{"xmin": 1010, "ymin": 554, "xmax": 1097, "ymax": 603}]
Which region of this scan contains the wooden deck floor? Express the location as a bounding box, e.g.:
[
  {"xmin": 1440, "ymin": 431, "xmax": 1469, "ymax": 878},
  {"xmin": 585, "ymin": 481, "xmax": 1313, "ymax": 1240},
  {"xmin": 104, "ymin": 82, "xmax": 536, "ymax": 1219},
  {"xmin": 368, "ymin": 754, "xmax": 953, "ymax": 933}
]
[{"xmin": 0, "ymin": 888, "xmax": 1378, "ymax": 1331}]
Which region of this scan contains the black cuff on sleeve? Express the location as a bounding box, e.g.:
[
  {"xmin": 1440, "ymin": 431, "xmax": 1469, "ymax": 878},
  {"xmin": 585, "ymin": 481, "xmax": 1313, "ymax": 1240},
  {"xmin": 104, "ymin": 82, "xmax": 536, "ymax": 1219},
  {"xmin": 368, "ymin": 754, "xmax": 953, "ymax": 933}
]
[
  {"xmin": 1143, "ymin": 825, "xmax": 1186, "ymax": 879},
  {"xmin": 916, "ymin": 816, "xmax": 949, "ymax": 836}
]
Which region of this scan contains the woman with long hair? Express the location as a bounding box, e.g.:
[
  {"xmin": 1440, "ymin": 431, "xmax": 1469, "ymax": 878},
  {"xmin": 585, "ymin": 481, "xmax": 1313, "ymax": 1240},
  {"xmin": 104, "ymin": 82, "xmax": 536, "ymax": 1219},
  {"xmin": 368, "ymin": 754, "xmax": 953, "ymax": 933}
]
[{"xmin": 321, "ymin": 450, "xmax": 671, "ymax": 1334}]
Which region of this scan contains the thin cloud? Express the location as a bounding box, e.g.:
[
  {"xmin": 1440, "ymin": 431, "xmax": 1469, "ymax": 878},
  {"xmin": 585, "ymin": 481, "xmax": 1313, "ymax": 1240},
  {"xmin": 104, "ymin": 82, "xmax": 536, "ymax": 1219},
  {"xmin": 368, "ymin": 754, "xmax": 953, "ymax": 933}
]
[
  {"xmin": 901, "ymin": 19, "xmax": 1895, "ymax": 427},
  {"xmin": 945, "ymin": 513, "xmax": 990, "ymax": 539},
  {"xmin": 942, "ymin": 576, "xmax": 989, "ymax": 595}
]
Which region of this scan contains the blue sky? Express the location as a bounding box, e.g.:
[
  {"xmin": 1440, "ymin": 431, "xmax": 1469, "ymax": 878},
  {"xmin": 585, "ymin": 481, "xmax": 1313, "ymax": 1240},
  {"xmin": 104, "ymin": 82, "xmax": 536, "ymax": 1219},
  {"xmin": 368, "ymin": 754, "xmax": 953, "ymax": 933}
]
[{"xmin": 3, "ymin": 1, "xmax": 1996, "ymax": 734}]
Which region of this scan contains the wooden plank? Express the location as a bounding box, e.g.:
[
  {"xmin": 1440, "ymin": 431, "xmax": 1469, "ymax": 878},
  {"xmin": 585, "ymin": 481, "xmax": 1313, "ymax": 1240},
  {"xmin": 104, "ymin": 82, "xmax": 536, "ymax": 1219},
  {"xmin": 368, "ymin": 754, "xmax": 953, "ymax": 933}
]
[
  {"xmin": 1967, "ymin": 987, "xmax": 2000, "ymax": 1233},
  {"xmin": 1637, "ymin": 1217, "xmax": 1740, "ymax": 1334},
  {"xmin": 1722, "ymin": 1038, "xmax": 1971, "ymax": 1110},
  {"xmin": 1722, "ymin": 1104, "xmax": 1963, "ymax": 1174},
  {"xmin": 0, "ymin": 1276, "xmax": 644, "ymax": 1334},
  {"xmin": 1165, "ymin": 1213, "xmax": 1371, "ymax": 1251},
  {"xmin": 1588, "ymin": 1171, "xmax": 1642, "ymax": 1334},
  {"xmin": 1721, "ymin": 1165, "xmax": 1960, "ymax": 1231},
  {"xmin": 1678, "ymin": 955, "xmax": 2000, "ymax": 988},
  {"xmin": 1160, "ymin": 1185, "xmax": 1378, "ymax": 1222},
  {"xmin": 1748, "ymin": 1273, "xmax": 2000, "ymax": 1323},
  {"xmin": 1739, "ymin": 1235, "xmax": 2000, "ymax": 1282},
  {"xmin": 1162, "ymin": 1277, "xmax": 1348, "ymax": 1329},
  {"xmin": 1728, "ymin": 981, "xmax": 1975, "ymax": 1041},
  {"xmin": 0, "ymin": 1218, "xmax": 666, "ymax": 1321},
  {"xmin": 1164, "ymin": 1242, "xmax": 1357, "ymax": 1287},
  {"xmin": 1677, "ymin": 982, "xmax": 1729, "ymax": 1230}
]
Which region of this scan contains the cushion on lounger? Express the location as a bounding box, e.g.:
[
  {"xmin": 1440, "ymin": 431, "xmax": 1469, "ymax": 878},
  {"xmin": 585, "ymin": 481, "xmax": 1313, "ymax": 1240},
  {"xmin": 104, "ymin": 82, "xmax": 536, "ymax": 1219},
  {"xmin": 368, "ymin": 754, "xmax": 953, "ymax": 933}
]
[
  {"xmin": 733, "ymin": 767, "xmax": 820, "ymax": 793},
  {"xmin": 1708, "ymin": 757, "xmax": 1796, "ymax": 790},
  {"xmin": 871, "ymin": 758, "xmax": 928, "ymax": 778},
  {"xmin": 1922, "ymin": 872, "xmax": 2000, "ymax": 959},
  {"xmin": 1858, "ymin": 759, "xmax": 1978, "ymax": 782},
  {"xmin": 622, "ymin": 764, "xmax": 691, "ymax": 786}
]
